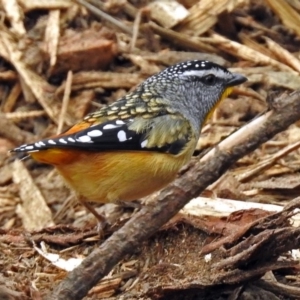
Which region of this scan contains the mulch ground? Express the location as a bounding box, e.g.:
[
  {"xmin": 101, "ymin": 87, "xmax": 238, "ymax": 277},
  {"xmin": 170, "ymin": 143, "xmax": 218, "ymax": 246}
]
[{"xmin": 1, "ymin": 0, "xmax": 300, "ymax": 299}]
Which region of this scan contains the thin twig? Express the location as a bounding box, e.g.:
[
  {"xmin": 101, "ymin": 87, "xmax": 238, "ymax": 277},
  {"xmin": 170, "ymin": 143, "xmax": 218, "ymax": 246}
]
[
  {"xmin": 5, "ymin": 110, "xmax": 45, "ymax": 120},
  {"xmin": 130, "ymin": 9, "xmax": 142, "ymax": 52},
  {"xmin": 75, "ymin": 0, "xmax": 133, "ymax": 35},
  {"xmin": 57, "ymin": 71, "xmax": 72, "ymax": 134}
]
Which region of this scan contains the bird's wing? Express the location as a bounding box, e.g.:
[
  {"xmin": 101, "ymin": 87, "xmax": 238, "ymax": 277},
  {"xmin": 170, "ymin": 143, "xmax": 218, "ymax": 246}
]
[{"xmin": 12, "ymin": 114, "xmax": 193, "ymax": 156}]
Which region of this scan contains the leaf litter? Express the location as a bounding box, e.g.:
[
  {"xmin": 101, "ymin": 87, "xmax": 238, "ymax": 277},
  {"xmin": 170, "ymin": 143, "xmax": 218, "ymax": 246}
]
[{"xmin": 1, "ymin": 0, "xmax": 300, "ymax": 299}]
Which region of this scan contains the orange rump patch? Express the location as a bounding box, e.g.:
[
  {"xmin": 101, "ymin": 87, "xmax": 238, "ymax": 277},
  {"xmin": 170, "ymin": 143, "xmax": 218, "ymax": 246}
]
[{"xmin": 30, "ymin": 149, "xmax": 83, "ymax": 165}]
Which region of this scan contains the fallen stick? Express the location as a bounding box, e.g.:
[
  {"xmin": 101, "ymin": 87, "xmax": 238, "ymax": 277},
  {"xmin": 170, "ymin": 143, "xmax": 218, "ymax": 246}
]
[{"xmin": 47, "ymin": 91, "xmax": 300, "ymax": 300}]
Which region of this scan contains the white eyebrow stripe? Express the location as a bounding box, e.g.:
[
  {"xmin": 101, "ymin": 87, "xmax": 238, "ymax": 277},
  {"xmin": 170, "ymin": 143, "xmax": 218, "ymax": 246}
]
[{"xmin": 180, "ymin": 68, "xmax": 229, "ymax": 78}]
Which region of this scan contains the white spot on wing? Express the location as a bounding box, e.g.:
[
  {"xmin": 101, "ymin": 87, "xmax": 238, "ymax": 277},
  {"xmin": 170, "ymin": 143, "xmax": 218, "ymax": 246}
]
[
  {"xmin": 25, "ymin": 145, "xmax": 34, "ymax": 150},
  {"xmin": 141, "ymin": 140, "xmax": 148, "ymax": 148},
  {"xmin": 68, "ymin": 137, "xmax": 76, "ymax": 142},
  {"xmin": 35, "ymin": 142, "xmax": 41, "ymax": 148},
  {"xmin": 116, "ymin": 120, "xmax": 125, "ymax": 125},
  {"xmin": 48, "ymin": 140, "xmax": 56, "ymax": 145},
  {"xmin": 59, "ymin": 138, "xmax": 67, "ymax": 144},
  {"xmin": 87, "ymin": 130, "xmax": 103, "ymax": 137},
  {"xmin": 77, "ymin": 135, "xmax": 93, "ymax": 143},
  {"xmin": 117, "ymin": 130, "xmax": 127, "ymax": 142},
  {"xmin": 103, "ymin": 124, "xmax": 119, "ymax": 130}
]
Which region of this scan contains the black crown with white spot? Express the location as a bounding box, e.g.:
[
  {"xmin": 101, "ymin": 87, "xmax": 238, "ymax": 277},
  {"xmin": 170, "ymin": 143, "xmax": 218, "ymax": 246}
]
[{"xmin": 145, "ymin": 60, "xmax": 230, "ymax": 83}]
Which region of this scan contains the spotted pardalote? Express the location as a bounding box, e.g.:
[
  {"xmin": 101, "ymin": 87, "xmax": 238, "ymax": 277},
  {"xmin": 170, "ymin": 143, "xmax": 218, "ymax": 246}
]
[{"xmin": 11, "ymin": 60, "xmax": 247, "ymax": 223}]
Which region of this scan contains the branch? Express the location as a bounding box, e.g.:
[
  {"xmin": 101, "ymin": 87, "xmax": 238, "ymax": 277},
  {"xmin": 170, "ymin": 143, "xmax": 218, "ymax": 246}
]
[{"xmin": 47, "ymin": 91, "xmax": 300, "ymax": 300}]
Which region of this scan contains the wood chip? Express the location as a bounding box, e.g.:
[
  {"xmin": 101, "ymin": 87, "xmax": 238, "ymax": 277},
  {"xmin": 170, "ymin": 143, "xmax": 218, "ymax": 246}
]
[
  {"xmin": 265, "ymin": 0, "xmax": 300, "ymax": 37},
  {"xmin": 0, "ymin": 113, "xmax": 35, "ymax": 145},
  {"xmin": 247, "ymin": 173, "xmax": 300, "ymax": 190},
  {"xmin": 264, "ymin": 37, "xmax": 300, "ymax": 73},
  {"xmin": 67, "ymin": 90, "xmax": 95, "ymax": 120},
  {"xmin": 126, "ymin": 54, "xmax": 161, "ymax": 75},
  {"xmin": 5, "ymin": 110, "xmax": 46, "ymax": 120},
  {"xmin": 18, "ymin": 0, "xmax": 72, "ymax": 12},
  {"xmin": 2, "ymin": 82, "xmax": 21, "ymax": 113},
  {"xmin": 46, "ymin": 28, "xmax": 117, "ymax": 75},
  {"xmin": 239, "ymin": 32, "xmax": 276, "ymax": 59},
  {"xmin": 12, "ymin": 160, "xmax": 54, "ymax": 231},
  {"xmin": 150, "ymin": 22, "xmax": 217, "ymax": 53},
  {"xmin": 231, "ymin": 67, "xmax": 300, "ymax": 90},
  {"xmin": 1, "ymin": 0, "xmax": 26, "ymax": 36},
  {"xmin": 148, "ymin": 0, "xmax": 189, "ymax": 29},
  {"xmin": 135, "ymin": 50, "xmax": 227, "ymax": 66},
  {"xmin": 0, "ymin": 70, "xmax": 18, "ymax": 81},
  {"xmin": 56, "ymin": 71, "xmax": 143, "ymax": 95},
  {"xmin": 0, "ymin": 30, "xmax": 59, "ymax": 123},
  {"xmin": 44, "ymin": 10, "xmax": 60, "ymax": 71},
  {"xmin": 181, "ymin": 196, "xmax": 281, "ymax": 217},
  {"xmin": 34, "ymin": 241, "xmax": 83, "ymax": 271},
  {"xmin": 236, "ymin": 140, "xmax": 300, "ymax": 182},
  {"xmin": 181, "ymin": 196, "xmax": 300, "ymax": 228},
  {"xmin": 178, "ymin": 0, "xmax": 248, "ymax": 35},
  {"xmin": 88, "ymin": 277, "xmax": 122, "ymax": 298},
  {"xmin": 209, "ymin": 33, "xmax": 298, "ymax": 74}
]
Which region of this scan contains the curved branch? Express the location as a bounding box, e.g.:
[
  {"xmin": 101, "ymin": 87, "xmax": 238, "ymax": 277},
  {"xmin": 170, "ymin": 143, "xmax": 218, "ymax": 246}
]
[{"xmin": 47, "ymin": 91, "xmax": 300, "ymax": 300}]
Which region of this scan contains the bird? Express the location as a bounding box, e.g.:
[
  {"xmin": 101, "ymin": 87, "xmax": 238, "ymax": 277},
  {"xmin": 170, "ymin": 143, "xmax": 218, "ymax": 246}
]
[{"xmin": 10, "ymin": 60, "xmax": 247, "ymax": 226}]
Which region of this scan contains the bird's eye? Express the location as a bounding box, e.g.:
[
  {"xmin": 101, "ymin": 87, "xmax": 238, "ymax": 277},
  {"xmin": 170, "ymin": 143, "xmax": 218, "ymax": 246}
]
[{"xmin": 203, "ymin": 74, "xmax": 216, "ymax": 85}]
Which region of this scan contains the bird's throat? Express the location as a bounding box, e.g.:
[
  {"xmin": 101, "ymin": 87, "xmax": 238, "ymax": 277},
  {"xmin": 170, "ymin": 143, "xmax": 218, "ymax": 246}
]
[{"xmin": 203, "ymin": 87, "xmax": 233, "ymax": 124}]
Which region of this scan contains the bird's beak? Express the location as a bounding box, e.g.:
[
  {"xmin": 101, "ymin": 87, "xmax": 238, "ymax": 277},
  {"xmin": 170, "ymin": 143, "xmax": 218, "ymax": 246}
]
[{"xmin": 227, "ymin": 73, "xmax": 247, "ymax": 87}]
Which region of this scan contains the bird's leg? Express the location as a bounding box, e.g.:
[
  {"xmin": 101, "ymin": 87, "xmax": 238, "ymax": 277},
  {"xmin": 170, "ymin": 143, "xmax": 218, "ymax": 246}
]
[{"xmin": 79, "ymin": 198, "xmax": 107, "ymax": 233}]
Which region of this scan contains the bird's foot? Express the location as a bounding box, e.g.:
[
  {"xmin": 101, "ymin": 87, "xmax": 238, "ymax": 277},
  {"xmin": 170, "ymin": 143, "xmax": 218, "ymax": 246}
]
[{"xmin": 79, "ymin": 199, "xmax": 108, "ymax": 237}]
